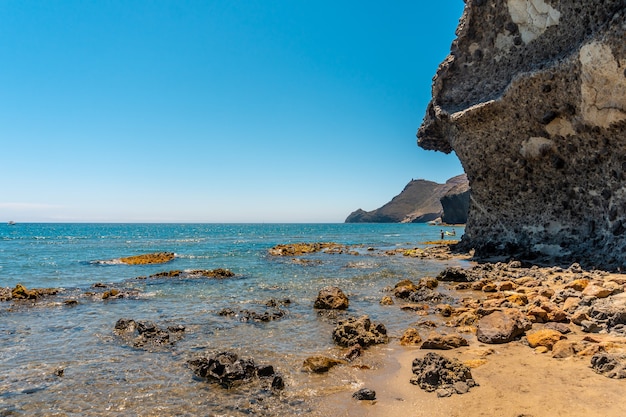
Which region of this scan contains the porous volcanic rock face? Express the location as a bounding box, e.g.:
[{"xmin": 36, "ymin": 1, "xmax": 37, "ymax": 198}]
[{"xmin": 418, "ymin": 0, "xmax": 626, "ymax": 269}]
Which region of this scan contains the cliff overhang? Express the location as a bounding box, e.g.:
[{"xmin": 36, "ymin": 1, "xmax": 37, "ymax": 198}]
[{"xmin": 418, "ymin": 0, "xmax": 626, "ymax": 270}]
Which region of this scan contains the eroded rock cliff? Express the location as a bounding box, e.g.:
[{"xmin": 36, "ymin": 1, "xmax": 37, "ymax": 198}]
[{"xmin": 418, "ymin": 0, "xmax": 626, "ymax": 269}]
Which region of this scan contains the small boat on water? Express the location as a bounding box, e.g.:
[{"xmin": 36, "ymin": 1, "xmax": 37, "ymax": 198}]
[{"xmin": 7, "ymin": 221, "xmax": 16, "ymax": 225}]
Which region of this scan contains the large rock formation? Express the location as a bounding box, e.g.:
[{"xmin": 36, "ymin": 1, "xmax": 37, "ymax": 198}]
[
  {"xmin": 345, "ymin": 174, "xmax": 468, "ymax": 223},
  {"xmin": 418, "ymin": 0, "xmax": 626, "ymax": 269}
]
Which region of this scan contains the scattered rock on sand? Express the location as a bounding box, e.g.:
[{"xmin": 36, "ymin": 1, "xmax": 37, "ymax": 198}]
[
  {"xmin": 590, "ymin": 353, "xmax": 626, "ymax": 379},
  {"xmin": 588, "ymin": 298, "xmax": 626, "ymax": 332},
  {"xmin": 526, "ymin": 329, "xmax": 566, "ymax": 350},
  {"xmin": 476, "ymin": 309, "xmax": 532, "ymax": 344},
  {"xmin": 410, "ymin": 352, "xmax": 477, "ymax": 396},
  {"xmin": 437, "ymin": 267, "xmax": 474, "ymax": 282},
  {"xmin": 421, "ymin": 333, "xmax": 469, "ymax": 350},
  {"xmin": 551, "ymin": 340, "xmax": 578, "ymax": 358}
]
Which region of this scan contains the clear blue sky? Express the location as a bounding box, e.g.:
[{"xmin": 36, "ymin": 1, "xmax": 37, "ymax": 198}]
[{"xmin": 1, "ymin": 1, "xmax": 465, "ymax": 223}]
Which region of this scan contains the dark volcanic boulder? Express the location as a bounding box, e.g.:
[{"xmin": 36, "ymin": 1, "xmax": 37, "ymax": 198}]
[
  {"xmin": 587, "ymin": 298, "xmax": 626, "ymax": 333},
  {"xmin": 332, "ymin": 315, "xmax": 388, "ymax": 348},
  {"xmin": 188, "ymin": 351, "xmax": 281, "ymax": 389},
  {"xmin": 410, "ymin": 352, "xmax": 477, "ymax": 395},
  {"xmin": 352, "ymin": 388, "xmax": 376, "ymax": 401},
  {"xmin": 314, "ymin": 286, "xmax": 349, "ymax": 310},
  {"xmin": 114, "ymin": 318, "xmax": 185, "ymax": 349},
  {"xmin": 188, "ymin": 352, "xmax": 257, "ymax": 387},
  {"xmin": 437, "ymin": 267, "xmax": 474, "ymax": 282},
  {"xmin": 590, "ymin": 353, "xmax": 626, "ymax": 379},
  {"xmin": 144, "ymin": 268, "xmax": 235, "ymax": 279},
  {"xmin": 407, "ymin": 287, "xmax": 452, "ymax": 304},
  {"xmin": 217, "ymin": 308, "xmax": 286, "ymax": 322},
  {"xmin": 417, "ymin": 0, "xmax": 626, "ymax": 269}
]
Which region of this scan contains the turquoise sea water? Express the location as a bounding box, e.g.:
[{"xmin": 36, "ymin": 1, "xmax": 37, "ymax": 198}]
[{"xmin": 0, "ymin": 223, "xmax": 465, "ymax": 416}]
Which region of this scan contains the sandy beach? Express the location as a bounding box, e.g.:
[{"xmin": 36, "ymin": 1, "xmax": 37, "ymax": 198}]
[
  {"xmin": 318, "ymin": 336, "xmax": 626, "ymax": 417},
  {"xmin": 313, "ymin": 258, "xmax": 626, "ymax": 417}
]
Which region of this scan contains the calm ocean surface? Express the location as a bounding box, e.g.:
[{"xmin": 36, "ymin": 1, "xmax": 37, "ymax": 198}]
[{"xmin": 0, "ymin": 223, "xmax": 465, "ymax": 416}]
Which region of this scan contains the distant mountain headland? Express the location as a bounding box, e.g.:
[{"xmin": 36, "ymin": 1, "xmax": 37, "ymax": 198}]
[{"xmin": 345, "ymin": 174, "xmax": 469, "ymax": 224}]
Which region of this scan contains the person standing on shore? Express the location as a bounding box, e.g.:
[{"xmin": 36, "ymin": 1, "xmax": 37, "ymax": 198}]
[{"xmin": 440, "ymin": 230, "xmax": 444, "ymax": 240}]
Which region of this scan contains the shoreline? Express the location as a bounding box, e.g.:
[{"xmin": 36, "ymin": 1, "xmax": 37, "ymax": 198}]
[
  {"xmin": 314, "ymin": 250, "xmax": 626, "ymax": 416},
  {"xmin": 3, "ymin": 236, "xmax": 626, "ymax": 416}
]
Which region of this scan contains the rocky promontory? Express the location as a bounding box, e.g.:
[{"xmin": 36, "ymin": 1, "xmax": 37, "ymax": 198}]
[
  {"xmin": 345, "ymin": 174, "xmax": 469, "ymax": 223},
  {"xmin": 418, "ymin": 0, "xmax": 626, "ymax": 269},
  {"xmin": 440, "ymin": 180, "xmax": 470, "ymax": 225}
]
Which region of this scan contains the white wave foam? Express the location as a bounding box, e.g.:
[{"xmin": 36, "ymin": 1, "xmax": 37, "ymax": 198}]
[{"xmin": 90, "ymin": 259, "xmax": 123, "ymax": 265}]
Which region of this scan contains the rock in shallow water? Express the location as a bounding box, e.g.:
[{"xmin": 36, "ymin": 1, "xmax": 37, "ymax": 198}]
[
  {"xmin": 314, "ymin": 286, "xmax": 349, "ymax": 310},
  {"xmin": 217, "ymin": 307, "xmax": 286, "ymax": 322},
  {"xmin": 301, "ymin": 356, "xmax": 346, "ymax": 373},
  {"xmin": 119, "ymin": 252, "xmax": 175, "ymax": 265},
  {"xmin": 332, "ymin": 315, "xmax": 388, "ymax": 348},
  {"xmin": 114, "ymin": 318, "xmax": 185, "ymax": 349},
  {"xmin": 352, "ymin": 388, "xmax": 376, "ymax": 401},
  {"xmin": 188, "ymin": 351, "xmax": 283, "ymax": 389}
]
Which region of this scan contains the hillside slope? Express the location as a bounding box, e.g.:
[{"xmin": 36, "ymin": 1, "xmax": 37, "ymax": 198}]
[{"xmin": 345, "ymin": 174, "xmax": 468, "ymax": 223}]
